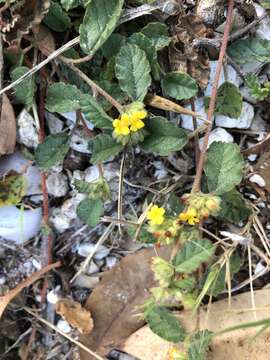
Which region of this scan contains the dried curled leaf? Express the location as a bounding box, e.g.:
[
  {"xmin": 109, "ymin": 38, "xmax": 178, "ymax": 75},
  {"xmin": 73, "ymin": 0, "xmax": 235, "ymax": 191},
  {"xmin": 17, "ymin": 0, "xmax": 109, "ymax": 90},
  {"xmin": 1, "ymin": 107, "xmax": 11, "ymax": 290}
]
[
  {"xmin": 1, "ymin": 0, "xmax": 51, "ymax": 47},
  {"xmin": 169, "ymin": 15, "xmax": 213, "ymax": 89},
  {"xmin": 0, "ymin": 94, "xmax": 16, "ymax": 156},
  {"xmin": 55, "ymin": 299, "xmax": 94, "ymax": 334}
]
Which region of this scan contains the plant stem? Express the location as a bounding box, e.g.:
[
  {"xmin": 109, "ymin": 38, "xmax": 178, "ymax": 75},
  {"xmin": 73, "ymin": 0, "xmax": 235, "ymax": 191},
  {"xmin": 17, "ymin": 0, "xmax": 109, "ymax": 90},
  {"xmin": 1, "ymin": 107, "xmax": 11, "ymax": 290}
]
[{"xmin": 192, "ymin": 0, "xmax": 235, "ymax": 193}]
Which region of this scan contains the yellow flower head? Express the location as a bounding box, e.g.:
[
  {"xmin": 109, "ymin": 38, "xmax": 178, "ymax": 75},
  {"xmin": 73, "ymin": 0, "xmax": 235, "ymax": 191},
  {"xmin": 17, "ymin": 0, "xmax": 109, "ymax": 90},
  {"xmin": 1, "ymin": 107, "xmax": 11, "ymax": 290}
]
[
  {"xmin": 147, "ymin": 205, "xmax": 165, "ymax": 226},
  {"xmin": 129, "ymin": 110, "xmax": 147, "ymax": 132},
  {"xmin": 113, "ymin": 114, "xmax": 131, "ymax": 136},
  {"xmin": 179, "ymin": 207, "xmax": 199, "ymax": 225},
  {"xmin": 168, "ymin": 347, "xmax": 186, "ymax": 360},
  {"xmin": 113, "ymin": 110, "xmax": 147, "ymax": 136}
]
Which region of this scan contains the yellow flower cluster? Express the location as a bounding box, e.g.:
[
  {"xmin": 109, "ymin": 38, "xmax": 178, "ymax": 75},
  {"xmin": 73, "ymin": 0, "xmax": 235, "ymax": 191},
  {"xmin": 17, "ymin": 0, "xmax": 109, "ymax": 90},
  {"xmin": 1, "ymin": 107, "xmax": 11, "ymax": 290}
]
[
  {"xmin": 147, "ymin": 205, "xmax": 165, "ymax": 226},
  {"xmin": 168, "ymin": 347, "xmax": 186, "ymax": 360},
  {"xmin": 179, "ymin": 208, "xmax": 200, "ymax": 225},
  {"xmin": 113, "ymin": 110, "xmax": 147, "ymax": 136}
]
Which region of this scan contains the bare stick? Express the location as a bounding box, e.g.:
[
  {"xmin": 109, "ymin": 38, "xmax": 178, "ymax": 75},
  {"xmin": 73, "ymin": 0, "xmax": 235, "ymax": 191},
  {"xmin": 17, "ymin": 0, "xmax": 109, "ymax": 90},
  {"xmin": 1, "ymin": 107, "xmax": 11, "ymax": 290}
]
[{"xmin": 192, "ymin": 0, "xmax": 235, "ymax": 193}]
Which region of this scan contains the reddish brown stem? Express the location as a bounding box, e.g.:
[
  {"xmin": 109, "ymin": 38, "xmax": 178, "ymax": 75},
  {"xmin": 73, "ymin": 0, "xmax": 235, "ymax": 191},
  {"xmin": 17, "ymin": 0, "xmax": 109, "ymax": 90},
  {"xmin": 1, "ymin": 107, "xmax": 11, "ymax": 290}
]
[{"xmin": 192, "ymin": 0, "xmax": 235, "ymax": 193}]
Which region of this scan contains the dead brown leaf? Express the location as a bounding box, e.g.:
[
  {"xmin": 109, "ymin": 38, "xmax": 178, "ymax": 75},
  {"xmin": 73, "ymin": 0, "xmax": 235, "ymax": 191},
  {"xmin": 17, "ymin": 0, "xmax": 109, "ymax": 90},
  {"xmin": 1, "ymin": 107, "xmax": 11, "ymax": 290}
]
[
  {"xmin": 169, "ymin": 15, "xmax": 213, "ymax": 89},
  {"xmin": 124, "ymin": 289, "xmax": 270, "ymax": 360},
  {"xmin": 55, "ymin": 298, "xmax": 93, "ymax": 335},
  {"xmin": 0, "ymin": 94, "xmax": 16, "ymax": 156},
  {"xmin": 79, "ymin": 246, "xmax": 171, "ymax": 359},
  {"xmin": 1, "ymin": 0, "xmax": 50, "ymax": 47},
  {"xmin": 33, "ymin": 24, "xmax": 56, "ymax": 55}
]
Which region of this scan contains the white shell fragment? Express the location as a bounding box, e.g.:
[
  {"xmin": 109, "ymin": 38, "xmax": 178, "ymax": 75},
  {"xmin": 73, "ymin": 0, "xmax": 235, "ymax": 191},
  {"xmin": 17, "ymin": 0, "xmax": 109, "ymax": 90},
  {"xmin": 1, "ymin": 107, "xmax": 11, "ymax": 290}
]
[
  {"xmin": 199, "ymin": 127, "xmax": 233, "ymax": 150},
  {"xmin": 215, "ymin": 102, "xmax": 254, "ymax": 129},
  {"xmin": 249, "ymin": 174, "xmax": 266, "ymax": 188},
  {"xmin": 205, "ymin": 61, "xmax": 242, "ymax": 97},
  {"xmin": 46, "ymin": 173, "xmax": 69, "ymax": 197},
  {"xmin": 0, "ymin": 206, "xmax": 42, "ymax": 244},
  {"xmin": 17, "ymin": 109, "xmax": 39, "ymax": 148},
  {"xmin": 181, "ymin": 97, "xmax": 206, "ymax": 131},
  {"xmin": 77, "ymin": 243, "xmax": 110, "ymax": 260},
  {"xmin": 57, "ymin": 319, "xmax": 72, "ymax": 334}
]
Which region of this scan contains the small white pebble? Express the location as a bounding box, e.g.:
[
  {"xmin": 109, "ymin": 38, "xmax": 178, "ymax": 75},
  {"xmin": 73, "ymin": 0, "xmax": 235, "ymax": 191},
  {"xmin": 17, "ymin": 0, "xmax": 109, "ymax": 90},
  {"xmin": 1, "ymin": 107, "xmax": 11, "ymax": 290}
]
[
  {"xmin": 57, "ymin": 320, "xmax": 72, "ymax": 333},
  {"xmin": 257, "ymin": 202, "xmax": 266, "ymax": 208},
  {"xmin": 106, "ymin": 256, "xmax": 118, "ymax": 269},
  {"xmin": 255, "ymin": 261, "xmax": 267, "ymax": 275},
  {"xmin": 266, "ymin": 224, "xmax": 270, "ymax": 230},
  {"xmin": 248, "ymin": 154, "xmax": 258, "ymax": 162},
  {"xmin": 0, "ymin": 276, "xmax": 6, "ymax": 285},
  {"xmin": 32, "ymin": 259, "xmax": 42, "ymax": 270},
  {"xmin": 249, "ymin": 174, "xmax": 266, "ymax": 187},
  {"xmin": 47, "ymin": 288, "xmax": 60, "ymax": 304}
]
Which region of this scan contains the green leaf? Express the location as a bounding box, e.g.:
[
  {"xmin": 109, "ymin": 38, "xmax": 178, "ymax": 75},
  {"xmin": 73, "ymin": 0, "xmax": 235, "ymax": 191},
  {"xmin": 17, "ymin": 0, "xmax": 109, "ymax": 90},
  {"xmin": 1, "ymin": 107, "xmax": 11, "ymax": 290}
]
[
  {"xmin": 260, "ymin": 0, "xmax": 270, "ymax": 8},
  {"xmin": 44, "ymin": 1, "xmax": 71, "ymax": 32},
  {"xmin": 173, "ymin": 239, "xmax": 215, "ymax": 274},
  {"xmin": 162, "ymin": 71, "xmax": 198, "ymax": 101},
  {"xmin": 217, "ymin": 190, "xmax": 252, "ymax": 224},
  {"xmin": 115, "ymin": 43, "xmax": 151, "ymax": 101},
  {"xmin": 141, "ymin": 117, "xmax": 188, "ymax": 156},
  {"xmin": 89, "ymin": 134, "xmax": 123, "ymax": 163},
  {"xmin": 205, "ymin": 82, "xmax": 243, "ymax": 118},
  {"xmin": 61, "ymin": 0, "xmax": 91, "ymax": 11},
  {"xmin": 10, "ymin": 66, "xmax": 35, "ymax": 108},
  {"xmin": 77, "ymin": 198, "xmax": 104, "ymax": 227},
  {"xmin": 145, "ymin": 306, "xmax": 186, "ymax": 343},
  {"xmin": 101, "ymin": 33, "xmax": 126, "ymax": 59},
  {"xmin": 204, "ymin": 142, "xmax": 244, "ymax": 194},
  {"xmin": 207, "ymin": 255, "xmax": 243, "ymax": 297},
  {"xmin": 80, "ymin": 94, "xmax": 113, "ymax": 129},
  {"xmin": 46, "ymin": 83, "xmax": 82, "ymax": 113},
  {"xmin": 141, "ymin": 22, "xmax": 171, "ymax": 50},
  {"xmin": 228, "ymin": 37, "xmax": 270, "ymax": 65},
  {"xmin": 128, "ymin": 33, "xmax": 157, "ymax": 70},
  {"xmin": 35, "ymin": 133, "xmax": 70, "ymax": 170},
  {"xmin": 188, "ymin": 330, "xmax": 213, "ymax": 360},
  {"xmin": 245, "ymin": 73, "xmax": 270, "ymax": 101},
  {"xmin": 173, "ymin": 277, "xmax": 196, "ymax": 292},
  {"xmin": 79, "ymin": 0, "xmax": 124, "ymax": 56}
]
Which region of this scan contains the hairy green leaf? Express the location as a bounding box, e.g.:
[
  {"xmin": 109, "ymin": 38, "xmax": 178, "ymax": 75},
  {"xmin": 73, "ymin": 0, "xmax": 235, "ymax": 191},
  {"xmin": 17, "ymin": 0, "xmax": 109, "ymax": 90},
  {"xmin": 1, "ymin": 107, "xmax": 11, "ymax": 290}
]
[
  {"xmin": 79, "ymin": 0, "xmax": 124, "ymax": 56},
  {"xmin": 206, "ymin": 255, "xmax": 243, "ymax": 297},
  {"xmin": 89, "ymin": 134, "xmax": 123, "ymax": 163},
  {"xmin": 173, "ymin": 239, "xmax": 215, "ymax": 274},
  {"xmin": 188, "ymin": 330, "xmax": 213, "ymax": 360},
  {"xmin": 162, "ymin": 71, "xmax": 198, "ymax": 101},
  {"xmin": 245, "ymin": 73, "xmax": 270, "ymax": 101},
  {"xmin": 101, "ymin": 33, "xmax": 126, "ymax": 59},
  {"xmin": 145, "ymin": 306, "xmax": 186, "ymax": 343},
  {"xmin": 141, "ymin": 117, "xmax": 188, "ymax": 156},
  {"xmin": 10, "ymin": 66, "xmax": 35, "ymax": 108},
  {"xmin": 128, "ymin": 33, "xmax": 157, "ymax": 70},
  {"xmin": 35, "ymin": 133, "xmax": 70, "ymax": 170},
  {"xmin": 44, "ymin": 1, "xmax": 71, "ymax": 32},
  {"xmin": 207, "ymin": 82, "xmax": 243, "ymax": 118},
  {"xmin": 46, "ymin": 83, "xmax": 82, "ymax": 113},
  {"xmin": 204, "ymin": 142, "xmax": 244, "ymax": 194},
  {"xmin": 217, "ymin": 190, "xmax": 252, "ymax": 224},
  {"xmin": 80, "ymin": 94, "xmax": 113, "ymax": 129},
  {"xmin": 115, "ymin": 43, "xmax": 151, "ymax": 101},
  {"xmin": 228, "ymin": 37, "xmax": 270, "ymax": 64},
  {"xmin": 141, "ymin": 22, "xmax": 171, "ymax": 50},
  {"xmin": 77, "ymin": 198, "xmax": 104, "ymax": 227},
  {"xmin": 61, "ymin": 0, "xmax": 91, "ymax": 11}
]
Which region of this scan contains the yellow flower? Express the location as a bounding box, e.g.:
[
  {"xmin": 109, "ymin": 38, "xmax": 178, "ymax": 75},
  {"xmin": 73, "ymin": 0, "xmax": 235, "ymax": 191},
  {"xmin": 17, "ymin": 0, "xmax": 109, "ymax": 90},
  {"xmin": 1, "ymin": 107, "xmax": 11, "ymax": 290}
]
[
  {"xmin": 129, "ymin": 110, "xmax": 147, "ymax": 131},
  {"xmin": 113, "ymin": 115, "xmax": 130, "ymax": 135},
  {"xmin": 168, "ymin": 347, "xmax": 186, "ymax": 360},
  {"xmin": 147, "ymin": 205, "xmax": 165, "ymax": 226},
  {"xmin": 179, "ymin": 208, "xmax": 199, "ymax": 225}
]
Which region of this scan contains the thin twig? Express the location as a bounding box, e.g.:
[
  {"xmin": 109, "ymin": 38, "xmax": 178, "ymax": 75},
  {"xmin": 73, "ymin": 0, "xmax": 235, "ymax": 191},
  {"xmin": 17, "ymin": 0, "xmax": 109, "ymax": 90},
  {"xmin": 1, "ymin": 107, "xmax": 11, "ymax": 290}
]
[
  {"xmin": 70, "ymin": 223, "xmax": 114, "ymax": 283},
  {"xmin": 192, "ymin": 0, "xmax": 235, "ymax": 192},
  {"xmin": 117, "ymin": 151, "xmax": 126, "ymax": 236},
  {"xmin": 24, "ymin": 307, "xmax": 106, "ymax": 360}
]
